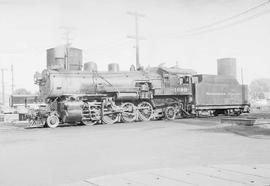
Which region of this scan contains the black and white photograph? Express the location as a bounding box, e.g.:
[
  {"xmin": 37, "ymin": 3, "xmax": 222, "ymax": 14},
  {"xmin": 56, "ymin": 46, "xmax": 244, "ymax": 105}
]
[{"xmin": 0, "ymin": 0, "xmax": 270, "ymax": 185}]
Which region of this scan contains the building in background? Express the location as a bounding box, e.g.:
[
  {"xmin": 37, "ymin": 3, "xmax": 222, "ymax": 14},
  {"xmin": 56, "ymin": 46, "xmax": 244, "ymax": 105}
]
[
  {"xmin": 47, "ymin": 45, "xmax": 82, "ymax": 71},
  {"xmin": 9, "ymin": 94, "xmax": 39, "ymax": 120}
]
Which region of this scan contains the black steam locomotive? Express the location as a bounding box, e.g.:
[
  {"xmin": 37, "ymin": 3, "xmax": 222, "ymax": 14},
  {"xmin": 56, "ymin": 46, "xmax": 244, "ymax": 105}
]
[{"xmin": 30, "ymin": 46, "xmax": 249, "ymax": 128}]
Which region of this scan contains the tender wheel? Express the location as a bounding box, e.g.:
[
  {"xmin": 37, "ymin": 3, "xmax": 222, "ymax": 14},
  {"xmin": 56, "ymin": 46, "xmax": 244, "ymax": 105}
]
[
  {"xmin": 137, "ymin": 101, "xmax": 153, "ymax": 121},
  {"xmin": 46, "ymin": 115, "xmax": 60, "ymax": 128},
  {"xmin": 164, "ymin": 106, "xmax": 176, "ymax": 120},
  {"xmin": 213, "ymin": 110, "xmax": 219, "ymax": 116},
  {"xmin": 213, "ymin": 109, "xmax": 226, "ymax": 116},
  {"xmin": 234, "ymin": 111, "xmax": 241, "ymax": 116},
  {"xmin": 121, "ymin": 102, "xmax": 137, "ymax": 123}
]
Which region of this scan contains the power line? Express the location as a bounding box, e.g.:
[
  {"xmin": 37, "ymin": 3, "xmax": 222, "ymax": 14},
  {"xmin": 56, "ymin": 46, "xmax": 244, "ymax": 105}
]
[
  {"xmin": 59, "ymin": 26, "xmax": 74, "ymax": 46},
  {"xmin": 157, "ymin": 0, "xmax": 270, "ymax": 39},
  {"xmin": 183, "ymin": 0, "xmax": 270, "ymax": 34},
  {"xmin": 59, "ymin": 26, "xmax": 75, "ymax": 70},
  {"xmin": 183, "ymin": 8, "xmax": 270, "ymax": 37}
]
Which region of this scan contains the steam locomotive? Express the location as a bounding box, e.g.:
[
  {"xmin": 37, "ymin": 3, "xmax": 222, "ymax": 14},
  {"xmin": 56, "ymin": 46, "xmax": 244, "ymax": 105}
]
[{"xmin": 31, "ymin": 46, "xmax": 249, "ymax": 128}]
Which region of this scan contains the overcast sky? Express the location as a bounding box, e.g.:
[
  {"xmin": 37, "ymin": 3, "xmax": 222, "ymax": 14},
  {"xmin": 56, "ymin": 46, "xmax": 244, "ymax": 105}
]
[{"xmin": 0, "ymin": 0, "xmax": 270, "ymax": 93}]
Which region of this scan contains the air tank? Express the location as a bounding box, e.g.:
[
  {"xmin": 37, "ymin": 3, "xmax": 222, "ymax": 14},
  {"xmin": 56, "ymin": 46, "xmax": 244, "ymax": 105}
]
[
  {"xmin": 217, "ymin": 58, "xmax": 237, "ymax": 79},
  {"xmin": 108, "ymin": 63, "xmax": 120, "ymax": 72},
  {"xmin": 84, "ymin": 62, "xmax": 97, "ymax": 72}
]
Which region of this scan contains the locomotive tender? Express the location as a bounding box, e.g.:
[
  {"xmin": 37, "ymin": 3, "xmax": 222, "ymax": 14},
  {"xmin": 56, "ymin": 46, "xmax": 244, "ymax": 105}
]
[{"xmin": 32, "ymin": 46, "xmax": 249, "ymax": 128}]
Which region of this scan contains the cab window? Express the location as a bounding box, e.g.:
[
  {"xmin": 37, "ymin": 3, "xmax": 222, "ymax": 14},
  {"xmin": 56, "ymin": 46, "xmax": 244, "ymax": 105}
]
[
  {"xmin": 184, "ymin": 76, "xmax": 190, "ymax": 84},
  {"xmin": 179, "ymin": 77, "xmax": 183, "ymax": 85}
]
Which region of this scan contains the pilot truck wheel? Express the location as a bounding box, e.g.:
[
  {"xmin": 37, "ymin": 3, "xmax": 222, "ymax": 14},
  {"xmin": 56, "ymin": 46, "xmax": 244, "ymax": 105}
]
[{"xmin": 46, "ymin": 115, "xmax": 60, "ymax": 128}]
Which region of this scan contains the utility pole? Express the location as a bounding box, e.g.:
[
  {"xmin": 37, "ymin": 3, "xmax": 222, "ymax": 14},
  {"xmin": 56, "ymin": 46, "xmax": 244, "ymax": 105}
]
[
  {"xmin": 127, "ymin": 11, "xmax": 146, "ymax": 70},
  {"xmin": 1, "ymin": 68, "xmax": 7, "ymax": 105},
  {"xmin": 241, "ymin": 68, "xmax": 244, "ymax": 85},
  {"xmin": 241, "ymin": 67, "xmax": 245, "ymax": 103},
  {"xmin": 11, "ymin": 64, "xmax": 14, "ymax": 95},
  {"xmin": 59, "ymin": 26, "xmax": 73, "ymax": 70}
]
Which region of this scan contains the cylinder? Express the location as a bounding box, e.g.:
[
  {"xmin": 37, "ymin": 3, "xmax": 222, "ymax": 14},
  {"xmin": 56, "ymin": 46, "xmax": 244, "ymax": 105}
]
[
  {"xmin": 108, "ymin": 63, "xmax": 120, "ymax": 72},
  {"xmin": 217, "ymin": 58, "xmax": 237, "ymax": 79},
  {"xmin": 84, "ymin": 62, "xmax": 97, "ymax": 72}
]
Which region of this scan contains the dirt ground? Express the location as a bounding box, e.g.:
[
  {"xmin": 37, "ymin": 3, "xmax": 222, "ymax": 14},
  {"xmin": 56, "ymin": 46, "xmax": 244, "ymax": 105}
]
[{"xmin": 1, "ymin": 115, "xmax": 270, "ymax": 186}]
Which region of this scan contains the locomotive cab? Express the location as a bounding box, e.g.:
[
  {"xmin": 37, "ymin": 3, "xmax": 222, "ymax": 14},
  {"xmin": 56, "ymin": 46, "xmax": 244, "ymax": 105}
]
[{"xmin": 155, "ymin": 67, "xmax": 194, "ymax": 96}]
